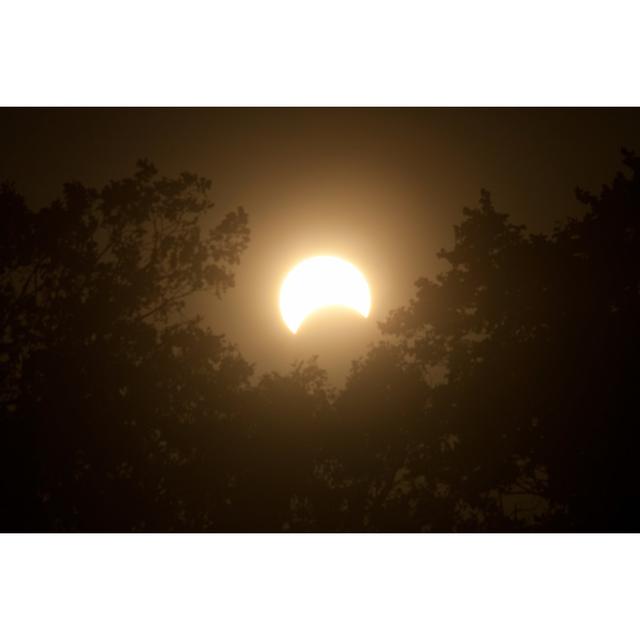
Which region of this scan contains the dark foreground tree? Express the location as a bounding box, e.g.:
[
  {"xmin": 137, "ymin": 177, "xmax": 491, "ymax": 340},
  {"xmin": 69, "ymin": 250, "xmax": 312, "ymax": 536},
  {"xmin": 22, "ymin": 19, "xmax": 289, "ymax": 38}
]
[
  {"xmin": 342, "ymin": 149, "xmax": 640, "ymax": 531},
  {"xmin": 0, "ymin": 161, "xmax": 250, "ymax": 530}
]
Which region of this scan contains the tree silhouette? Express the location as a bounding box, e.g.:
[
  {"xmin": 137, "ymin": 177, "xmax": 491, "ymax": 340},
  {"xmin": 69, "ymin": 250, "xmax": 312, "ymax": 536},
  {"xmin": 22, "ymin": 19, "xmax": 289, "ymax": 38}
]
[
  {"xmin": 369, "ymin": 149, "xmax": 640, "ymax": 531},
  {"xmin": 0, "ymin": 161, "xmax": 250, "ymax": 531},
  {"xmin": 282, "ymin": 149, "xmax": 640, "ymax": 532},
  {"xmin": 2, "ymin": 151, "xmax": 639, "ymax": 532}
]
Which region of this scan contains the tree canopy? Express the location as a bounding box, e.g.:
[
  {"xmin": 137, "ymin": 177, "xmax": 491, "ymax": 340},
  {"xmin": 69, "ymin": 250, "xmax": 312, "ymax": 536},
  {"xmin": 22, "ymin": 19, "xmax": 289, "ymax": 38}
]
[{"xmin": 1, "ymin": 152, "xmax": 639, "ymax": 531}]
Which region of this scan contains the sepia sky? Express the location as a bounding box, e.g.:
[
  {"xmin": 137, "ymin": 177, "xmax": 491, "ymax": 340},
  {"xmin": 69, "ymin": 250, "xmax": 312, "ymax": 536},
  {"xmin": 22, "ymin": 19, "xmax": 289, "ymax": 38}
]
[{"xmin": 2, "ymin": 108, "xmax": 639, "ymax": 382}]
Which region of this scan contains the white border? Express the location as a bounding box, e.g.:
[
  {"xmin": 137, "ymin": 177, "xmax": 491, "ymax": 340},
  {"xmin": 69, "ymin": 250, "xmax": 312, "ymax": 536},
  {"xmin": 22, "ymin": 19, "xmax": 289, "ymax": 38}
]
[
  {"xmin": 0, "ymin": 534, "xmax": 638, "ymax": 639},
  {"xmin": 2, "ymin": 0, "xmax": 640, "ymax": 105}
]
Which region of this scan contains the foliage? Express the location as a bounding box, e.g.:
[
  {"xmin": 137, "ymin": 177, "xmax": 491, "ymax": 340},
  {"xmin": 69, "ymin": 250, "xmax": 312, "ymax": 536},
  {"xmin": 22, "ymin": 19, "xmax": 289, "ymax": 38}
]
[
  {"xmin": 1, "ymin": 152, "xmax": 639, "ymax": 531},
  {"xmin": 0, "ymin": 161, "xmax": 251, "ymax": 530}
]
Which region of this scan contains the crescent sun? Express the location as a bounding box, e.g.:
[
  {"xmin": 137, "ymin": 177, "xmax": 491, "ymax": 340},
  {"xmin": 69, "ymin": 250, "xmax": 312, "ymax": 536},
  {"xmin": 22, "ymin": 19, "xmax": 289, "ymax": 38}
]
[{"xmin": 279, "ymin": 256, "xmax": 372, "ymax": 334}]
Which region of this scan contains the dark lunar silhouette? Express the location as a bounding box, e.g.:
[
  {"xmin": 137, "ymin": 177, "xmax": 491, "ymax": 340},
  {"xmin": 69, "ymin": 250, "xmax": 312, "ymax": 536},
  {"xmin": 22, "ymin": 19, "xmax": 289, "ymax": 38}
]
[{"xmin": 1, "ymin": 151, "xmax": 639, "ymax": 531}]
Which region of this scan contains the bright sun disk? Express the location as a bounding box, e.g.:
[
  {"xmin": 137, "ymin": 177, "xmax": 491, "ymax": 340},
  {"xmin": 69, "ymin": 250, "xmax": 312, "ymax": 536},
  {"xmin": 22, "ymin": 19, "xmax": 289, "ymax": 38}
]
[{"xmin": 279, "ymin": 256, "xmax": 371, "ymax": 334}]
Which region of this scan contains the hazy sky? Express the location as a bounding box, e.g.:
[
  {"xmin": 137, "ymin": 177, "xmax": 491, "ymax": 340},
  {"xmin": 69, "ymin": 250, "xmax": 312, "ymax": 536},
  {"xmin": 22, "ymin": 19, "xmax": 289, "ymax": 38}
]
[{"xmin": 2, "ymin": 108, "xmax": 639, "ymax": 383}]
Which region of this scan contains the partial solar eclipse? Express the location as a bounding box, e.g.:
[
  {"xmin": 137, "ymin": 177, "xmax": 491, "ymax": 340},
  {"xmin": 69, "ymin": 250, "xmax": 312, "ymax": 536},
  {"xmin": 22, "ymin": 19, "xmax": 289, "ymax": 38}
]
[{"xmin": 279, "ymin": 256, "xmax": 371, "ymax": 334}]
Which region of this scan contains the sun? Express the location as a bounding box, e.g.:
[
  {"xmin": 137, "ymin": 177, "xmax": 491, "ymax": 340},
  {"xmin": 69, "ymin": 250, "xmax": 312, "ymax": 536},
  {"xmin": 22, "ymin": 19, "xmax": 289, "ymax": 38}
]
[{"xmin": 279, "ymin": 256, "xmax": 371, "ymax": 334}]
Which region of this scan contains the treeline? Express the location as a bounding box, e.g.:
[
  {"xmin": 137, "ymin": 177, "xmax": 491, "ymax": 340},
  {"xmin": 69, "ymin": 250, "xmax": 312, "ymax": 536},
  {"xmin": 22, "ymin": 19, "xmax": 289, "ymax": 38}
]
[{"xmin": 1, "ymin": 152, "xmax": 639, "ymax": 532}]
